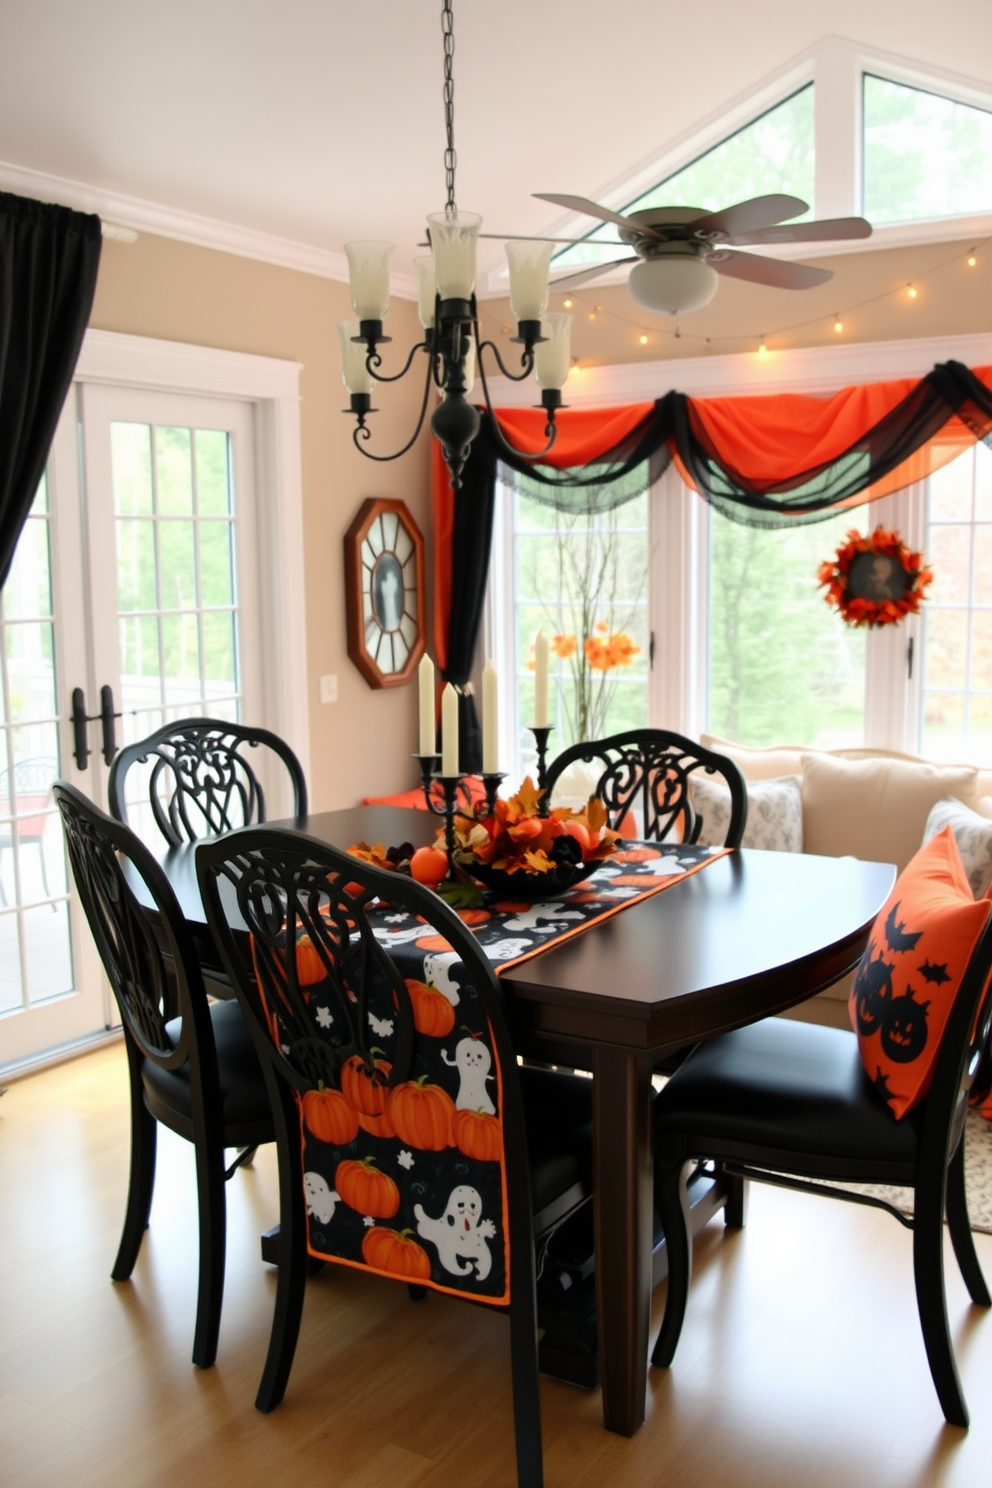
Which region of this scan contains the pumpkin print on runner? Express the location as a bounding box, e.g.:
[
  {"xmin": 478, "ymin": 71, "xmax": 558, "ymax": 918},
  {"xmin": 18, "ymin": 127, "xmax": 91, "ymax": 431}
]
[{"xmin": 849, "ymin": 826, "xmax": 990, "ymax": 1118}]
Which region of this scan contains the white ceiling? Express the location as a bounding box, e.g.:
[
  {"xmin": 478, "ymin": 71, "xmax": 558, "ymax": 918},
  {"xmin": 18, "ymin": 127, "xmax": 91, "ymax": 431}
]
[{"xmin": 1, "ymin": 0, "xmax": 991, "ymax": 290}]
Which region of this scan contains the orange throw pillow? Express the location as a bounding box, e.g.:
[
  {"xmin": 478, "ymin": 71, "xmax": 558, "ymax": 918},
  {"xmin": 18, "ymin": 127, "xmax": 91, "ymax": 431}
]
[{"xmin": 849, "ymin": 826, "xmax": 989, "ymax": 1119}]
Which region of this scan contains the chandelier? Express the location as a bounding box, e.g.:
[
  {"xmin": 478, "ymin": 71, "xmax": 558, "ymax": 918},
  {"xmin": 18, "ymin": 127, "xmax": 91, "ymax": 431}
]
[{"xmin": 338, "ymin": 0, "xmax": 571, "ymax": 489}]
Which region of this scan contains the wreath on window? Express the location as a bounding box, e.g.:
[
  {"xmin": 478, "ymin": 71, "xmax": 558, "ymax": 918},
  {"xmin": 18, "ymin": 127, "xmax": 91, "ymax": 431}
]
[{"xmin": 818, "ymin": 526, "xmax": 933, "ymax": 629}]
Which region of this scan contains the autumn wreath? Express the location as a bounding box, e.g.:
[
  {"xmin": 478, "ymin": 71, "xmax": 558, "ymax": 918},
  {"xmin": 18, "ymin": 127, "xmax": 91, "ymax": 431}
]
[{"xmin": 818, "ymin": 526, "xmax": 933, "ymax": 629}]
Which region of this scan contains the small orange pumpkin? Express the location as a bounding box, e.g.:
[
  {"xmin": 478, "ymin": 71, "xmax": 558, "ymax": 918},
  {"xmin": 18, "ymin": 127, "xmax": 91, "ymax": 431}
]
[
  {"xmin": 452, "ymin": 1107, "xmax": 503, "ymax": 1163},
  {"xmin": 335, "ymin": 1156, "xmax": 400, "ymax": 1218},
  {"xmin": 302, "ymin": 1084, "xmax": 359, "ymax": 1145},
  {"xmin": 456, "ymin": 908, "xmax": 491, "ymax": 927},
  {"xmin": 340, "ymin": 1052, "xmax": 392, "ymax": 1116},
  {"xmin": 361, "ymin": 1226, "xmax": 431, "ymax": 1279},
  {"xmin": 405, "ymin": 978, "xmax": 456, "ymax": 1038},
  {"xmin": 387, "ymin": 1076, "xmax": 455, "ymax": 1151}
]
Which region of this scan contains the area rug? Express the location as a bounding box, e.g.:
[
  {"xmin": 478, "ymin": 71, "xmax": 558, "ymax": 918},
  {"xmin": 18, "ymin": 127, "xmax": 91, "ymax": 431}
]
[{"xmin": 828, "ymin": 1109, "xmax": 992, "ymax": 1234}]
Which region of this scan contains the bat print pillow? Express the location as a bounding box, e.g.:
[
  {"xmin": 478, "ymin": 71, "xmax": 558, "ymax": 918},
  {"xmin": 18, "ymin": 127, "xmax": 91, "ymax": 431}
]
[{"xmin": 850, "ymin": 825, "xmax": 990, "ymax": 1118}]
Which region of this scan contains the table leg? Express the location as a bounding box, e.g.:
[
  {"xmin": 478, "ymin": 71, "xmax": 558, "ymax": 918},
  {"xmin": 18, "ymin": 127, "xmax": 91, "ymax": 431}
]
[{"xmin": 593, "ymin": 1046, "xmax": 655, "ymax": 1436}]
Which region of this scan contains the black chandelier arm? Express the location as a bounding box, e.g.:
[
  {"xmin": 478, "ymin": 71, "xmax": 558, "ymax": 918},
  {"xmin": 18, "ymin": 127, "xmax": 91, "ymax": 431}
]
[
  {"xmin": 475, "ymin": 349, "xmax": 558, "ymax": 463},
  {"xmin": 475, "ymin": 337, "xmax": 536, "ymax": 384},
  {"xmin": 353, "ymin": 350, "xmax": 436, "ymax": 463},
  {"xmin": 366, "ymin": 339, "xmax": 432, "ymax": 385}
]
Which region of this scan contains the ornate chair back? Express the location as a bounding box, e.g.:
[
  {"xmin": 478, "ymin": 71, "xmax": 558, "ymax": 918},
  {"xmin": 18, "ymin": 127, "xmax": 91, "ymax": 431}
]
[
  {"xmin": 108, "ymin": 717, "xmax": 307, "ymax": 848},
  {"xmin": 543, "ymin": 727, "xmax": 747, "ymax": 846}
]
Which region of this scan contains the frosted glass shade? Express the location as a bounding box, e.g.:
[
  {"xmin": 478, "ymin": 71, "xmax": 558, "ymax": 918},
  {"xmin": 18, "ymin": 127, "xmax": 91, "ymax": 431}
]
[
  {"xmin": 628, "ymin": 255, "xmax": 718, "ymax": 315},
  {"xmin": 534, "ymin": 312, "xmax": 572, "ymax": 391},
  {"xmin": 415, "ymin": 254, "xmax": 436, "ymax": 328},
  {"xmin": 506, "ymin": 240, "xmax": 554, "ymax": 321},
  {"xmin": 427, "ymin": 211, "xmax": 482, "ymax": 299},
  {"xmin": 344, "ymin": 240, "xmax": 393, "ymax": 320},
  {"xmin": 337, "ymin": 320, "xmax": 374, "ymax": 395}
]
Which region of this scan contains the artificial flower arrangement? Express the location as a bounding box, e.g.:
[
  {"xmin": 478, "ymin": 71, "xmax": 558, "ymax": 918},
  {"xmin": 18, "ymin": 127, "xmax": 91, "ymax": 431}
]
[
  {"xmin": 446, "ymin": 775, "xmax": 621, "ymax": 882},
  {"xmin": 818, "ymin": 526, "xmax": 933, "ymax": 629},
  {"xmin": 347, "ymin": 777, "xmax": 621, "ymax": 899}
]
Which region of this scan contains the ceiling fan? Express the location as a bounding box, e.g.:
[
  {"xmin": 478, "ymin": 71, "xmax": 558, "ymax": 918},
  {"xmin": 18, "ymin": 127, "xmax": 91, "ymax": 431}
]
[{"xmin": 530, "ymin": 192, "xmax": 873, "ymax": 315}]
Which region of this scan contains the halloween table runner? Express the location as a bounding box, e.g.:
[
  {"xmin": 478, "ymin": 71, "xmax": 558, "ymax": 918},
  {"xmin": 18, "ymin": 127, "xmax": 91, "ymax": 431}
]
[{"xmin": 273, "ymin": 841, "xmax": 727, "ymax": 1304}]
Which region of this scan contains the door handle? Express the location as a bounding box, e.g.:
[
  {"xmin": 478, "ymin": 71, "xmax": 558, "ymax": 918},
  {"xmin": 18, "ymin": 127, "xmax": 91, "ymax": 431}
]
[{"xmin": 70, "ymin": 685, "xmax": 123, "ymax": 769}]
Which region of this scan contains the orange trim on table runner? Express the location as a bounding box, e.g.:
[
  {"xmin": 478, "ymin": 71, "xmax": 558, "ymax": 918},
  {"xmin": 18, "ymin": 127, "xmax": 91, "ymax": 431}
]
[{"xmin": 489, "ymin": 846, "xmax": 731, "ymax": 977}]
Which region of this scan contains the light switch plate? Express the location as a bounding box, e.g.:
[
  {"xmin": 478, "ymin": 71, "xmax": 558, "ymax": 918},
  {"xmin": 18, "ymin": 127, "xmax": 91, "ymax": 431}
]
[{"xmin": 319, "ymin": 674, "xmax": 338, "ymax": 704}]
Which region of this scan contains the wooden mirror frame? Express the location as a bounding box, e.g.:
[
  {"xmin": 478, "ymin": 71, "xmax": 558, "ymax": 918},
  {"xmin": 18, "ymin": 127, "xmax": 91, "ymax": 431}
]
[{"xmin": 343, "ymin": 497, "xmax": 426, "ymax": 689}]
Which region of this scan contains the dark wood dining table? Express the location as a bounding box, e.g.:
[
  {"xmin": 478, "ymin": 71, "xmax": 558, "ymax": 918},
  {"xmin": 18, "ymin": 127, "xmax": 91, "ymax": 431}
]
[{"xmin": 144, "ymin": 803, "xmax": 895, "ymax": 1437}]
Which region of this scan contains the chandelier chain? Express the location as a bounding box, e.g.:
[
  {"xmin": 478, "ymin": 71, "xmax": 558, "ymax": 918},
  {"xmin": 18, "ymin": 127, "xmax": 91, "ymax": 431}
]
[{"xmin": 442, "ymin": 0, "xmax": 457, "ymax": 215}]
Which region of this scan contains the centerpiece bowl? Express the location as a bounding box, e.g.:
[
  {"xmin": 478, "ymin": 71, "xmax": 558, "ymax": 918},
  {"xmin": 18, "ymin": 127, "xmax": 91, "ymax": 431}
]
[{"xmin": 468, "ymin": 859, "xmax": 598, "ymax": 901}]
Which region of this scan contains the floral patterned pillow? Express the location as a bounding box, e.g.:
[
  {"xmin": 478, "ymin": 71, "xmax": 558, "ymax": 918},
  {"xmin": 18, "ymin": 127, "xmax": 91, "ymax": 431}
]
[
  {"xmin": 693, "ymin": 772, "xmax": 803, "ymax": 852},
  {"xmin": 922, "ymin": 795, "xmax": 992, "ymax": 899}
]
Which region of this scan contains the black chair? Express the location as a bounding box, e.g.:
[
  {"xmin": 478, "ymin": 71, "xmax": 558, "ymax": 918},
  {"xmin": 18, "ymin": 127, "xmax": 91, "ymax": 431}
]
[
  {"xmin": 108, "ymin": 717, "xmax": 308, "ymax": 847},
  {"xmin": 53, "ymin": 781, "xmax": 274, "ymax": 1369},
  {"xmin": 650, "ymin": 905, "xmax": 992, "ymax": 1427},
  {"xmin": 543, "ymin": 728, "xmax": 747, "ymax": 847},
  {"xmin": 196, "ymin": 826, "xmax": 596, "ymax": 1488}
]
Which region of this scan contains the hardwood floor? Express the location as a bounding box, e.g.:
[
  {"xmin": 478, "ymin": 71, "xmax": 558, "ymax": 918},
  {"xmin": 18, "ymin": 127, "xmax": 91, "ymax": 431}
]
[{"xmin": 5, "ymin": 1043, "xmax": 992, "ymax": 1487}]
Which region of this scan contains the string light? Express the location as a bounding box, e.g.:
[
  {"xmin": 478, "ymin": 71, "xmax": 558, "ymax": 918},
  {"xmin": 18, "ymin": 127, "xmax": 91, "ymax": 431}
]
[
  {"xmin": 833, "ymin": 315, "xmax": 844, "ymax": 333},
  {"xmin": 758, "ymin": 336, "xmax": 768, "ymax": 356},
  {"xmin": 907, "ymin": 283, "xmax": 918, "ymax": 299},
  {"xmin": 639, "ymin": 334, "xmax": 649, "ymax": 346},
  {"xmin": 563, "ymin": 297, "xmax": 573, "ymax": 308},
  {"xmin": 968, "ymin": 251, "xmax": 978, "ymax": 268}
]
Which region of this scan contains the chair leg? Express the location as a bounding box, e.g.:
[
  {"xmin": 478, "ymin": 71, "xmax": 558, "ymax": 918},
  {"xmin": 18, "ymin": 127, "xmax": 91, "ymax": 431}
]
[
  {"xmin": 256, "ymin": 1096, "xmax": 307, "ymax": 1413},
  {"xmin": 112, "ymin": 1042, "xmax": 157, "ymax": 1281},
  {"xmin": 651, "ymin": 1158, "xmax": 693, "ymax": 1368},
  {"xmin": 191, "ymin": 1135, "xmax": 227, "ymax": 1370},
  {"xmin": 508, "ymin": 1289, "xmax": 544, "ymax": 1488},
  {"xmin": 913, "ymin": 1176, "xmax": 969, "ymax": 1427},
  {"xmin": 723, "ymin": 1169, "xmax": 749, "ymax": 1229},
  {"xmin": 946, "ymin": 1138, "xmax": 991, "ymax": 1307}
]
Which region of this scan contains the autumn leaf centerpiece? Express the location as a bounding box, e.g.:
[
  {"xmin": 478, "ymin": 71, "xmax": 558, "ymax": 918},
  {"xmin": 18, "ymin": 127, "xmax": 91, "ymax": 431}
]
[{"xmin": 447, "ymin": 776, "xmax": 621, "ymax": 896}]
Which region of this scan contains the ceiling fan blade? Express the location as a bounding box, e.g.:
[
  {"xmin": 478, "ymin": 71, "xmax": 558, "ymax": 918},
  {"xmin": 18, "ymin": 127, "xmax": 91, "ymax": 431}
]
[
  {"xmin": 547, "ymin": 258, "xmax": 638, "ymax": 292},
  {"xmin": 686, "ymin": 194, "xmax": 809, "ymax": 239},
  {"xmin": 476, "ymin": 232, "xmax": 590, "ymax": 244},
  {"xmin": 726, "ymin": 216, "xmax": 873, "ymax": 246},
  {"xmin": 710, "ymin": 249, "xmax": 834, "ymax": 290},
  {"xmin": 533, "ymin": 193, "xmax": 664, "ymax": 240}
]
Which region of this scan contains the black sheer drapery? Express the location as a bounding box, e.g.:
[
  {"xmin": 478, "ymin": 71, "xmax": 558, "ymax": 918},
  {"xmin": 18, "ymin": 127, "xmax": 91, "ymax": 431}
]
[{"xmin": 0, "ymin": 192, "xmax": 102, "ymax": 587}]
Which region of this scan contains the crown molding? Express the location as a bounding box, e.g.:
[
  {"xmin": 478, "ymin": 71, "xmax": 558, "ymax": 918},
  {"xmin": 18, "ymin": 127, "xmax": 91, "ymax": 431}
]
[
  {"xmin": 76, "ymin": 328, "xmax": 303, "ymax": 401},
  {"xmin": 0, "ymin": 158, "xmax": 418, "ymax": 298},
  {"xmin": 485, "ymin": 331, "xmax": 992, "ymax": 406}
]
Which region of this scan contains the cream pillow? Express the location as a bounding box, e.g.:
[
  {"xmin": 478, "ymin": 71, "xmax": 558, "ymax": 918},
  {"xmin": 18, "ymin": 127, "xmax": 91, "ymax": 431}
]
[
  {"xmin": 922, "ymin": 796, "xmax": 992, "ymax": 898},
  {"xmin": 693, "ymin": 773, "xmax": 803, "ymax": 852},
  {"xmin": 700, "ymin": 734, "xmax": 805, "ymax": 782},
  {"xmin": 801, "ymin": 753, "xmax": 978, "ymax": 872}
]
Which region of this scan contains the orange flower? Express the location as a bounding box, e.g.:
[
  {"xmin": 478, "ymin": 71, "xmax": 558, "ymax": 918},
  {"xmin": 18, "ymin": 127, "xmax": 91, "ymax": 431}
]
[
  {"xmin": 551, "ymin": 633, "xmax": 577, "ymax": 659},
  {"xmin": 584, "ymin": 630, "xmax": 640, "ymax": 671}
]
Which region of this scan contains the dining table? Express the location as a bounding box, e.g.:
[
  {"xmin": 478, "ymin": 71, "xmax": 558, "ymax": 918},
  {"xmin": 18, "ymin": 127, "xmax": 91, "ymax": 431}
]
[{"xmin": 139, "ymin": 802, "xmax": 895, "ymax": 1437}]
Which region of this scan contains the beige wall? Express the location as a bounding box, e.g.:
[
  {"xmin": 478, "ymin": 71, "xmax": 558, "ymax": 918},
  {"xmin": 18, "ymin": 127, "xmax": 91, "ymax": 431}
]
[
  {"xmin": 477, "ymin": 238, "xmax": 992, "ymax": 367},
  {"xmin": 91, "ymin": 233, "xmax": 432, "ymax": 811}
]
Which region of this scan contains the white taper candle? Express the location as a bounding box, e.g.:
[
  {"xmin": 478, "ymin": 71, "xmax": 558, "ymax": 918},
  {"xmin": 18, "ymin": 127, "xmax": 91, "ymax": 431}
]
[
  {"xmin": 441, "ymin": 682, "xmax": 460, "ymax": 776},
  {"xmin": 534, "ymin": 630, "xmax": 550, "ymax": 728},
  {"xmin": 482, "ymin": 658, "xmax": 498, "ymax": 774},
  {"xmin": 418, "ymin": 652, "xmax": 435, "ymax": 757}
]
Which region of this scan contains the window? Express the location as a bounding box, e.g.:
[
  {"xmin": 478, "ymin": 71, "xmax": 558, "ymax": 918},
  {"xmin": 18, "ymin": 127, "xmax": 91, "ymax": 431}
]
[
  {"xmin": 863, "ymin": 75, "xmax": 992, "ymax": 224},
  {"xmin": 920, "ymin": 442, "xmax": 992, "ymax": 762},
  {"xmin": 551, "ymin": 86, "xmax": 815, "ymax": 277},
  {"xmin": 500, "ymin": 481, "xmax": 649, "ymax": 777},
  {"xmin": 707, "ymin": 506, "xmax": 866, "ymax": 748}
]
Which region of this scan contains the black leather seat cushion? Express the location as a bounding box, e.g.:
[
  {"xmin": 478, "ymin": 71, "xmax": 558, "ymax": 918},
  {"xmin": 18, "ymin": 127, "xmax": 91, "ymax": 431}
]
[
  {"xmin": 653, "ymin": 1016, "xmax": 925, "ymax": 1171},
  {"xmin": 519, "ymin": 1065, "xmax": 594, "ymax": 1215},
  {"xmin": 142, "ymin": 999, "xmax": 272, "ymax": 1131}
]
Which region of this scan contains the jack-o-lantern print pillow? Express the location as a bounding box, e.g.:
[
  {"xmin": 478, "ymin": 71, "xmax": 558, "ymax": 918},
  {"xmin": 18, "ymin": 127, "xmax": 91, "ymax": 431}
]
[{"xmin": 850, "ymin": 826, "xmax": 990, "ymax": 1119}]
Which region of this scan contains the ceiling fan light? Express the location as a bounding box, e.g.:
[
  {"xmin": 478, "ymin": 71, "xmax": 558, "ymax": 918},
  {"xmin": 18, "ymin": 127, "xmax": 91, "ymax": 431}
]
[
  {"xmin": 628, "ymin": 256, "xmax": 719, "ymax": 316},
  {"xmin": 427, "ymin": 211, "xmax": 482, "ymax": 299},
  {"xmin": 505, "ymin": 240, "xmax": 555, "ymax": 321},
  {"xmin": 337, "ymin": 320, "xmax": 374, "ymax": 396},
  {"xmin": 344, "ymin": 240, "xmax": 393, "ymax": 321},
  {"xmin": 534, "ymin": 312, "xmax": 572, "ymax": 391}
]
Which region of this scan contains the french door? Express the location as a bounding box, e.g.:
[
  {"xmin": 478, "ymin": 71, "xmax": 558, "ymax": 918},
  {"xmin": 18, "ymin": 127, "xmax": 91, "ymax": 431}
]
[{"xmin": 0, "ymin": 383, "xmax": 261, "ymax": 1071}]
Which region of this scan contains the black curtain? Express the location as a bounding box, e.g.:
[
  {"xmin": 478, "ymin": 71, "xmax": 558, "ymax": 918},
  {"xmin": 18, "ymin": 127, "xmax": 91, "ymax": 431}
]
[{"xmin": 0, "ymin": 192, "xmax": 102, "ymax": 588}]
